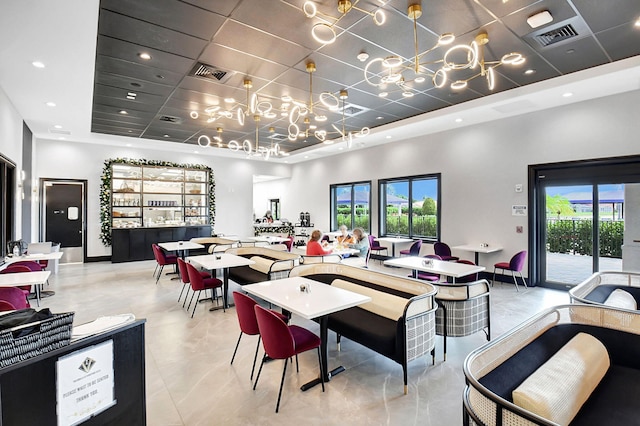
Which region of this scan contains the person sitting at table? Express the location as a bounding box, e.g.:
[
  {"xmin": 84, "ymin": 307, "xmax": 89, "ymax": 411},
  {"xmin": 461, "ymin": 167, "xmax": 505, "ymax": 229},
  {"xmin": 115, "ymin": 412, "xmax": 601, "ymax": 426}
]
[
  {"xmin": 306, "ymin": 230, "xmax": 333, "ymax": 256},
  {"xmin": 335, "ymin": 225, "xmax": 354, "ymax": 246},
  {"xmin": 263, "ymin": 210, "xmax": 274, "ymax": 223},
  {"xmin": 348, "ymin": 228, "xmax": 370, "ymax": 257}
]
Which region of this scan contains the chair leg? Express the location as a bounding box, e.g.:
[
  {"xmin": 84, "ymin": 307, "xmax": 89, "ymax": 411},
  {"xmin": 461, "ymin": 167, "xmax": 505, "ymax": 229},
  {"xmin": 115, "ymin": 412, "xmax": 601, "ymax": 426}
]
[
  {"xmin": 337, "ymin": 333, "xmax": 341, "ymax": 351},
  {"xmin": 187, "ymin": 290, "xmax": 196, "ymax": 311},
  {"xmin": 512, "ymin": 271, "xmax": 519, "ymax": 292},
  {"xmin": 519, "ymin": 271, "xmax": 527, "ymax": 288},
  {"xmin": 183, "ymin": 288, "xmax": 191, "ymax": 308},
  {"xmin": 230, "ymin": 332, "xmax": 243, "ymax": 365},
  {"xmin": 492, "ymin": 267, "xmax": 496, "ymax": 287},
  {"xmin": 251, "ymin": 336, "xmax": 261, "ymax": 380},
  {"xmin": 317, "ymin": 347, "xmax": 325, "ymax": 392},
  {"xmin": 156, "ymin": 265, "xmax": 164, "ymax": 284},
  {"xmin": 178, "ymin": 283, "xmax": 187, "ymax": 302},
  {"xmin": 295, "ymin": 354, "xmax": 299, "ymax": 373},
  {"xmin": 253, "ymin": 355, "xmax": 266, "ymax": 390},
  {"xmin": 153, "ymin": 264, "xmax": 159, "ymax": 278},
  {"xmin": 275, "ymin": 358, "xmax": 288, "ymax": 413},
  {"xmin": 191, "ymin": 290, "xmax": 202, "ymax": 317}
]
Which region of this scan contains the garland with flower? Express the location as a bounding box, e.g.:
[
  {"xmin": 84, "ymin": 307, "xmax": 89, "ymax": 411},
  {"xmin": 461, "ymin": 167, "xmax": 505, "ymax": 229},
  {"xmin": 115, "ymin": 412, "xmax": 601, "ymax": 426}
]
[{"xmin": 100, "ymin": 158, "xmax": 215, "ymax": 246}]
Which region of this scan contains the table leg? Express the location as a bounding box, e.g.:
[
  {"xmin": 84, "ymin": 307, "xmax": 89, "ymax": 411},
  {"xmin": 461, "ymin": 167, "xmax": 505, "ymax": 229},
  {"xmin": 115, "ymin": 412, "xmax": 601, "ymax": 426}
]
[
  {"xmin": 474, "ymin": 251, "xmax": 479, "ymax": 265},
  {"xmin": 209, "ymin": 267, "xmax": 234, "ymax": 311},
  {"xmin": 301, "ymin": 315, "xmax": 345, "ymax": 391}
]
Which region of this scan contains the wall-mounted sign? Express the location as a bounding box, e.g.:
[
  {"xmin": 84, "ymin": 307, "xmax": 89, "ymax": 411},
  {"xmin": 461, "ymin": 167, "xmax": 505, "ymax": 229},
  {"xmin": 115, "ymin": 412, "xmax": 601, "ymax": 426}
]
[
  {"xmin": 56, "ymin": 340, "xmax": 115, "ymax": 426},
  {"xmin": 512, "ymin": 205, "xmax": 527, "ymax": 216}
]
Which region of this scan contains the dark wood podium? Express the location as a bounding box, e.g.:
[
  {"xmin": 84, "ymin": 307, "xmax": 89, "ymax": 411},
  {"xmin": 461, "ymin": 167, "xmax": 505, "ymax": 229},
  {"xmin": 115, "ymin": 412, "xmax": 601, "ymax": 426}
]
[{"xmin": 0, "ymin": 319, "xmax": 146, "ymax": 425}]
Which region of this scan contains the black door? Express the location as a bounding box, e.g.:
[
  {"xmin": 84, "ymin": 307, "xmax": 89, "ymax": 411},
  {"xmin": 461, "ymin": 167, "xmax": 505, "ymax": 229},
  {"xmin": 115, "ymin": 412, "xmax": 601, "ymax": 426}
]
[{"xmin": 43, "ymin": 181, "xmax": 85, "ymax": 263}]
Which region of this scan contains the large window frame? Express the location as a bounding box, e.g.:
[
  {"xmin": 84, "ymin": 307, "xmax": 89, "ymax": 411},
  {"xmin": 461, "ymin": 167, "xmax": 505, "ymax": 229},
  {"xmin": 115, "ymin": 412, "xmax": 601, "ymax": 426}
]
[
  {"xmin": 379, "ymin": 174, "xmax": 441, "ymax": 241},
  {"xmin": 330, "ymin": 181, "xmax": 371, "ymax": 232}
]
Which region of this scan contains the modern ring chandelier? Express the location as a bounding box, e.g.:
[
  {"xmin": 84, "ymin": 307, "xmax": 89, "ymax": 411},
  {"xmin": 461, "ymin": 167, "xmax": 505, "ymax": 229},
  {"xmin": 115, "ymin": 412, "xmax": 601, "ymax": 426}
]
[{"xmin": 364, "ymin": 2, "xmax": 525, "ymax": 97}]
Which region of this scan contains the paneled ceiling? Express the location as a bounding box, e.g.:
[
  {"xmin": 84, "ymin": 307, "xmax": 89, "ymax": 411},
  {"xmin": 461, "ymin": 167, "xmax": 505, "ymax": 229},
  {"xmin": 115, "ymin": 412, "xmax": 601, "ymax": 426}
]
[{"xmin": 92, "ymin": 0, "xmax": 640, "ymax": 155}]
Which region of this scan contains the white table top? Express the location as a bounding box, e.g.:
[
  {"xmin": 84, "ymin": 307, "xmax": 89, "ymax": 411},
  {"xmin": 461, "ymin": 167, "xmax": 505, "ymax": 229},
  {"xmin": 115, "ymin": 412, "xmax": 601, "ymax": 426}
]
[
  {"xmin": 451, "ymin": 244, "xmax": 503, "ymax": 254},
  {"xmin": 243, "ymin": 276, "xmax": 371, "ymax": 320},
  {"xmin": 249, "ymin": 236, "xmax": 290, "ymax": 243},
  {"xmin": 384, "ymin": 256, "xmax": 485, "ymax": 278},
  {"xmin": 295, "ymin": 246, "xmax": 358, "ymax": 256},
  {"xmin": 0, "ymin": 271, "xmax": 51, "ymax": 287},
  {"xmin": 376, "ymin": 237, "xmax": 415, "ymax": 244},
  {"xmin": 187, "ymin": 253, "xmax": 255, "ymax": 270},
  {"xmin": 158, "ymin": 241, "xmax": 204, "ymax": 251},
  {"xmin": 5, "ymin": 251, "xmax": 64, "ymax": 264}
]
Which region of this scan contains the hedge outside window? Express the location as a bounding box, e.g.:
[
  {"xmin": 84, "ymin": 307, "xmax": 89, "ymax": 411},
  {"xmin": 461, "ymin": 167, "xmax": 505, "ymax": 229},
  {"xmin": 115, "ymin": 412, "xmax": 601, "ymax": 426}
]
[
  {"xmin": 330, "ymin": 182, "xmax": 371, "ymax": 232},
  {"xmin": 379, "ymin": 174, "xmax": 440, "ymax": 240}
]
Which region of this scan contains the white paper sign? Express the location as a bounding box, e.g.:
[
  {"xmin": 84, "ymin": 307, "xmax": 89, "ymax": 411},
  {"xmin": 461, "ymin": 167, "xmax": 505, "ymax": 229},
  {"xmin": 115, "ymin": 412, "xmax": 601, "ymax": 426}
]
[
  {"xmin": 512, "ymin": 205, "xmax": 528, "ymax": 216},
  {"xmin": 56, "ymin": 340, "xmax": 115, "ymax": 426}
]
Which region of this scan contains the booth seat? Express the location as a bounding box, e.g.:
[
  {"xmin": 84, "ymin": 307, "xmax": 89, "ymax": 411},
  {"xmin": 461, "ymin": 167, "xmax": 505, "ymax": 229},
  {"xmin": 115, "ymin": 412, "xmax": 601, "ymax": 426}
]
[
  {"xmin": 569, "ymin": 271, "xmax": 640, "ymax": 311},
  {"xmin": 463, "ymin": 304, "xmax": 640, "ymax": 426},
  {"xmin": 224, "ymin": 247, "xmax": 300, "ymax": 285},
  {"xmin": 289, "ymin": 263, "xmax": 437, "ymax": 394}
]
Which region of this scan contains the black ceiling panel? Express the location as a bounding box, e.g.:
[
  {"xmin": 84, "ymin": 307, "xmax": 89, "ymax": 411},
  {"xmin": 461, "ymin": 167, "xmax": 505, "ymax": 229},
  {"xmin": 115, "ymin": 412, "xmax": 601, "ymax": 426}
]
[{"xmin": 91, "ymin": 0, "xmax": 640, "ymax": 152}]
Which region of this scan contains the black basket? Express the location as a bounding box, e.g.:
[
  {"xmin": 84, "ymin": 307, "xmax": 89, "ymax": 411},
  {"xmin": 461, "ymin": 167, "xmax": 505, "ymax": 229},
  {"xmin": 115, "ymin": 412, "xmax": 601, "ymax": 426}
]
[{"xmin": 0, "ymin": 312, "xmax": 74, "ymax": 368}]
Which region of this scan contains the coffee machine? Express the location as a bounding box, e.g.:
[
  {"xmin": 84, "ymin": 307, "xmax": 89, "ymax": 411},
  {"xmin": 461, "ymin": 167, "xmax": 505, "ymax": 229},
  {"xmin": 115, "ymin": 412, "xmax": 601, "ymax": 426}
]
[{"xmin": 299, "ymin": 212, "xmax": 311, "ymax": 227}]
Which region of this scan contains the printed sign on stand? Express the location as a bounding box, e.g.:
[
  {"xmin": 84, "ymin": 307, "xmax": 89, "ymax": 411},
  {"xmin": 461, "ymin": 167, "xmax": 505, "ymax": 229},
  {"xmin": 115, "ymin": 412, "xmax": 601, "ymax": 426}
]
[{"xmin": 56, "ymin": 340, "xmax": 115, "ymax": 426}]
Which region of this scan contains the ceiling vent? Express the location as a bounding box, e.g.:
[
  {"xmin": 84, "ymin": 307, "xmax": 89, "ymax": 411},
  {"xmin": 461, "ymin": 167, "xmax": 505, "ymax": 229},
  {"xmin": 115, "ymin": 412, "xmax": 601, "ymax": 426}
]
[
  {"xmin": 158, "ymin": 115, "xmax": 183, "ymax": 124},
  {"xmin": 48, "ymin": 128, "xmax": 71, "ymax": 135},
  {"xmin": 268, "ymin": 133, "xmax": 288, "ymax": 142},
  {"xmin": 189, "ymin": 62, "xmax": 235, "ymax": 84},
  {"xmin": 340, "ymin": 103, "xmax": 368, "ymax": 117},
  {"xmin": 533, "ymin": 24, "xmax": 578, "ymax": 47}
]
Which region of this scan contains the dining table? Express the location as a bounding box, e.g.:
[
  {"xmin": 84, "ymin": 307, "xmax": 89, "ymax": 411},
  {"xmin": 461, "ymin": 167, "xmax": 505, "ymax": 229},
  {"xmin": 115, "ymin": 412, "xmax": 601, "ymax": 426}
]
[
  {"xmin": 243, "ymin": 276, "xmax": 371, "ymax": 391},
  {"xmin": 375, "ymin": 237, "xmax": 415, "ymax": 257},
  {"xmin": 383, "ymin": 256, "xmax": 485, "ymax": 283},
  {"xmin": 186, "ymin": 253, "xmax": 255, "ymax": 311},
  {"xmin": 248, "ymin": 236, "xmax": 290, "ymax": 244},
  {"xmin": 158, "ymin": 241, "xmax": 204, "ymax": 259},
  {"xmin": 3, "ymin": 251, "xmax": 64, "ymax": 273},
  {"xmin": 451, "ymin": 244, "xmax": 503, "ymax": 264},
  {"xmin": 0, "ymin": 270, "xmax": 51, "ymax": 306}
]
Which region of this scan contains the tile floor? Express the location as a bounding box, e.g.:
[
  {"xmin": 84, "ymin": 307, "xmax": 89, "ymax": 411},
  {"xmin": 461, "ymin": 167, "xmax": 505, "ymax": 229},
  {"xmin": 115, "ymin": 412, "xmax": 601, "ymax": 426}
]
[{"xmin": 42, "ymin": 259, "xmax": 569, "ymax": 426}]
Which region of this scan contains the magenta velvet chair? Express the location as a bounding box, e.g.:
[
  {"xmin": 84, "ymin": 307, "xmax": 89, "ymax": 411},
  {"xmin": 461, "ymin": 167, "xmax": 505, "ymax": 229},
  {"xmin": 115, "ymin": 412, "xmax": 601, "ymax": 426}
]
[
  {"xmin": 399, "ymin": 239, "xmax": 421, "ymax": 256},
  {"xmin": 185, "ymin": 260, "xmax": 224, "ymax": 317},
  {"xmin": 493, "ymin": 250, "xmax": 527, "ymax": 291},
  {"xmin": 0, "ymin": 300, "xmax": 17, "ymax": 311},
  {"xmin": 253, "ymin": 305, "xmax": 324, "ymax": 413},
  {"xmin": 231, "ymin": 291, "xmax": 288, "ymax": 380},
  {"xmin": 151, "ymin": 244, "xmax": 178, "ymax": 284},
  {"xmin": 455, "ymin": 259, "xmax": 479, "ymax": 283},
  {"xmin": 176, "ymin": 258, "xmax": 210, "ymax": 306},
  {"xmin": 368, "ymin": 235, "xmax": 388, "ymax": 262},
  {"xmin": 412, "ymin": 254, "xmax": 442, "ymax": 282},
  {"xmin": 434, "ymin": 242, "xmax": 459, "ymax": 262},
  {"xmin": 0, "ymin": 287, "xmax": 29, "ymax": 309}
]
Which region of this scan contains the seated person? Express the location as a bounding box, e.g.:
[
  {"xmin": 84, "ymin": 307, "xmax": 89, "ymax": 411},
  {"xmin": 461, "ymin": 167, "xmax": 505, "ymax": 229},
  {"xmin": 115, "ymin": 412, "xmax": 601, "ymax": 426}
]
[
  {"xmin": 306, "ymin": 230, "xmax": 333, "ymax": 256},
  {"xmin": 263, "ymin": 210, "xmax": 274, "ymax": 223},
  {"xmin": 348, "ymin": 228, "xmax": 370, "ymax": 257},
  {"xmin": 335, "ymin": 225, "xmax": 355, "ymax": 246}
]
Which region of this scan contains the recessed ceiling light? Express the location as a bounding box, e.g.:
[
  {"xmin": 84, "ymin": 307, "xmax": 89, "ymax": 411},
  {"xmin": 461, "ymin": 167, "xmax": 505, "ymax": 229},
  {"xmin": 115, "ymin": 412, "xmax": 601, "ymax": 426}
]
[
  {"xmin": 138, "ymin": 52, "xmax": 151, "ymax": 60},
  {"xmin": 128, "ymin": 130, "xmax": 133, "ymax": 133},
  {"xmin": 386, "ymin": 135, "xmax": 392, "ymax": 139},
  {"xmin": 281, "ymin": 95, "xmax": 292, "ymax": 102},
  {"xmin": 524, "ymin": 69, "xmax": 536, "ymax": 75},
  {"xmin": 126, "ymin": 143, "xmax": 132, "ymax": 147},
  {"xmin": 45, "ymin": 101, "xmax": 56, "ymax": 107},
  {"xmin": 376, "ymin": 116, "xmax": 384, "ymax": 120},
  {"xmin": 378, "ymin": 92, "xmax": 388, "ymax": 98},
  {"xmin": 635, "ymin": 17, "xmax": 640, "ymax": 27},
  {"xmin": 414, "ymin": 76, "xmax": 426, "ymax": 83},
  {"xmin": 224, "ymin": 98, "xmax": 235, "ymax": 103},
  {"xmin": 304, "ymin": 156, "xmax": 309, "ymax": 159},
  {"xmin": 119, "ymin": 110, "xmax": 128, "ymax": 115},
  {"xmin": 58, "ymin": 137, "xmax": 65, "ymax": 140},
  {"xmin": 338, "ymin": 147, "xmax": 344, "ymax": 151},
  {"xmin": 562, "ymin": 92, "xmax": 573, "ymax": 98},
  {"xmin": 54, "ymin": 124, "xmax": 62, "ymax": 129},
  {"xmin": 402, "ymin": 91, "xmax": 414, "ymax": 97},
  {"xmin": 526, "ymin": 10, "xmax": 553, "ymax": 29},
  {"xmin": 126, "ymin": 96, "xmax": 136, "ymax": 100},
  {"xmin": 455, "ymin": 118, "xmax": 463, "ymax": 123},
  {"xmin": 194, "ymin": 151, "xmax": 199, "ymax": 154},
  {"xmin": 284, "ymin": 160, "xmax": 289, "ymax": 163},
  {"xmin": 356, "ymin": 52, "xmax": 369, "ymax": 62},
  {"xmin": 156, "ymin": 74, "xmax": 165, "ymax": 79},
  {"xmin": 164, "ymin": 134, "xmax": 170, "ymax": 138},
  {"xmin": 32, "ymin": 61, "xmax": 45, "ymax": 68},
  {"xmin": 127, "ymin": 92, "xmax": 137, "ymax": 97}
]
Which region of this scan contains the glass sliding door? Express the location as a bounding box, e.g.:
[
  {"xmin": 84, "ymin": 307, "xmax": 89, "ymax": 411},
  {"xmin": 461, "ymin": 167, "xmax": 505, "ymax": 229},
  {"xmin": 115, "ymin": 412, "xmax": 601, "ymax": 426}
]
[{"xmin": 597, "ymin": 184, "xmax": 624, "ymax": 272}]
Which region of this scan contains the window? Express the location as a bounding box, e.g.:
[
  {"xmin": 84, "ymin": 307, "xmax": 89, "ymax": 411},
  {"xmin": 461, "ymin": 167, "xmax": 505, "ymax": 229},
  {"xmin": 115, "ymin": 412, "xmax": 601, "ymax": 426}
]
[
  {"xmin": 379, "ymin": 174, "xmax": 440, "ymax": 240},
  {"xmin": 269, "ymin": 198, "xmax": 280, "ymax": 220},
  {"xmin": 330, "ymin": 182, "xmax": 371, "ymax": 232}
]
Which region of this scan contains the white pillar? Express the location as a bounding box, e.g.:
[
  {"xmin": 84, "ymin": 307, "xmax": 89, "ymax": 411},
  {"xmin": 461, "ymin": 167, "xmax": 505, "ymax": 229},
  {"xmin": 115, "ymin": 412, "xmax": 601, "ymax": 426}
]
[{"xmin": 622, "ymin": 183, "xmax": 640, "ymax": 272}]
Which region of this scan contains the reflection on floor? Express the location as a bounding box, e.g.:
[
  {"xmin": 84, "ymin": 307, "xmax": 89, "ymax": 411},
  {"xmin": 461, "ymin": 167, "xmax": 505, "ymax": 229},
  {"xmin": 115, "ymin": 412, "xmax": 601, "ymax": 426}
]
[{"xmin": 42, "ymin": 259, "xmax": 568, "ymax": 425}]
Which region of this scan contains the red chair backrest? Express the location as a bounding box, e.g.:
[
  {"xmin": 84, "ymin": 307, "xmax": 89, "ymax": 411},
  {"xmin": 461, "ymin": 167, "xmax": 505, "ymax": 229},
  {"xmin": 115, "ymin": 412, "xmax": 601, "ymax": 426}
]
[
  {"xmin": 0, "ymin": 265, "xmax": 32, "ymax": 274},
  {"xmin": 233, "ymin": 292, "xmax": 260, "ymax": 336},
  {"xmin": 254, "ymin": 305, "xmax": 295, "ymax": 360},
  {"xmin": 185, "ymin": 261, "xmax": 206, "ymax": 291},
  {"xmin": 283, "ymin": 236, "xmax": 294, "ymax": 252},
  {"xmin": 5, "ymin": 261, "xmax": 41, "ymax": 271},
  {"xmin": 176, "ymin": 258, "xmax": 190, "ymax": 285},
  {"xmin": 153, "ymin": 244, "xmax": 175, "ymax": 266},
  {"xmin": 0, "ymin": 287, "xmax": 28, "ymax": 309},
  {"xmin": 0, "ymin": 300, "xmax": 16, "ymax": 311},
  {"xmin": 456, "ymin": 259, "xmax": 478, "ymax": 283}
]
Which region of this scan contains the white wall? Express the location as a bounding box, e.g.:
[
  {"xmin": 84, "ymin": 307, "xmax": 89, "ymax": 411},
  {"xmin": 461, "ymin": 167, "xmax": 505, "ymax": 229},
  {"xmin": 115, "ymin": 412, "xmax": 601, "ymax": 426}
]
[
  {"xmin": 253, "ymin": 178, "xmax": 291, "ymax": 221},
  {"xmin": 0, "ymin": 86, "xmax": 25, "ymax": 238},
  {"xmin": 285, "ymin": 90, "xmax": 640, "ymax": 272},
  {"xmin": 33, "ymin": 139, "xmax": 288, "ymax": 257}
]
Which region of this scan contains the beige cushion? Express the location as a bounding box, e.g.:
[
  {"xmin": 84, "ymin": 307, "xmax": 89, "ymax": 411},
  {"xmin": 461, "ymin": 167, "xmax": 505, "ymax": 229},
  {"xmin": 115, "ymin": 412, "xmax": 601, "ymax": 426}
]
[
  {"xmin": 603, "ymin": 289, "xmax": 637, "ymax": 310},
  {"xmin": 512, "ymin": 332, "xmax": 610, "ymax": 425},
  {"xmin": 249, "ymin": 256, "xmax": 274, "ymax": 275},
  {"xmin": 332, "ymin": 279, "xmax": 407, "ymax": 321},
  {"xmin": 434, "ymin": 281, "xmax": 489, "ymax": 301},
  {"xmin": 270, "ymin": 260, "xmax": 292, "ymax": 272}
]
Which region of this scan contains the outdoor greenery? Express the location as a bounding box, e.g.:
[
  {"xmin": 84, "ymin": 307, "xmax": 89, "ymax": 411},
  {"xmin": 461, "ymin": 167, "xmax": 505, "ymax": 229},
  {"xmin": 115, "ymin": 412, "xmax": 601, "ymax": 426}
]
[
  {"xmin": 385, "ymin": 214, "xmax": 437, "ymax": 237},
  {"xmin": 547, "ymin": 219, "xmax": 624, "ymax": 258}
]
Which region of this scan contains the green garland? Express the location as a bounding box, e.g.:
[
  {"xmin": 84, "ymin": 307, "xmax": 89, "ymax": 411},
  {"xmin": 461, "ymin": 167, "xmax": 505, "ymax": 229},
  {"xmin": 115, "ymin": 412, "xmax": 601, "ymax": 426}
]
[{"xmin": 99, "ymin": 158, "xmax": 216, "ymax": 246}]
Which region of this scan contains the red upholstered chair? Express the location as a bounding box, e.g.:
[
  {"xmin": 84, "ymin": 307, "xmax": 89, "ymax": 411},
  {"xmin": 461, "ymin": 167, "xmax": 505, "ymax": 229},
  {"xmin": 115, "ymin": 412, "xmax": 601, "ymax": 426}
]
[
  {"xmin": 0, "ymin": 287, "xmax": 28, "ymax": 310},
  {"xmin": 412, "ymin": 254, "xmax": 442, "ymax": 282},
  {"xmin": 185, "ymin": 261, "xmax": 224, "ymax": 317},
  {"xmin": 231, "ymin": 291, "xmax": 288, "ymax": 380},
  {"xmin": 455, "ymin": 259, "xmax": 479, "ymax": 283},
  {"xmin": 253, "ymin": 305, "xmax": 324, "ymax": 413},
  {"xmin": 434, "ymin": 242, "xmax": 459, "ymax": 262},
  {"xmin": 399, "ymin": 239, "xmax": 422, "ymax": 256},
  {"xmin": 0, "ymin": 264, "xmax": 35, "ymax": 302},
  {"xmin": 368, "ymin": 235, "xmax": 388, "ymax": 263},
  {"xmin": 176, "ymin": 258, "xmax": 211, "ymax": 306},
  {"xmin": 151, "ymin": 244, "xmax": 178, "ymax": 284},
  {"xmin": 0, "ymin": 300, "xmax": 17, "ymax": 312},
  {"xmin": 493, "ymin": 250, "xmax": 527, "ymax": 291},
  {"xmin": 283, "ymin": 236, "xmax": 294, "ymax": 252}
]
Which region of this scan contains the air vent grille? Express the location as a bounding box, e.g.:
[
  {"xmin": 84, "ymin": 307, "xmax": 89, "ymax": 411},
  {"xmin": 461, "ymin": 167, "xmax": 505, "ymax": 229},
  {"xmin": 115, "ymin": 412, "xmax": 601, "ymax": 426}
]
[
  {"xmin": 189, "ymin": 62, "xmax": 235, "ymax": 83},
  {"xmin": 158, "ymin": 115, "xmax": 183, "ymax": 124},
  {"xmin": 48, "ymin": 128, "xmax": 71, "ymax": 135},
  {"xmin": 341, "ymin": 103, "xmax": 368, "ymax": 117},
  {"xmin": 533, "ymin": 24, "xmax": 578, "ymax": 47},
  {"xmin": 268, "ymin": 133, "xmax": 288, "ymax": 142}
]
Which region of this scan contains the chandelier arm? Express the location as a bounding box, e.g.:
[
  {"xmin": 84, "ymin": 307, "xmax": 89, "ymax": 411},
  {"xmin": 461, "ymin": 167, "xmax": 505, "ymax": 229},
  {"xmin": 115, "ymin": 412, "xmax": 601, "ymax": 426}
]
[{"xmin": 413, "ymin": 14, "xmax": 420, "ymax": 74}]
